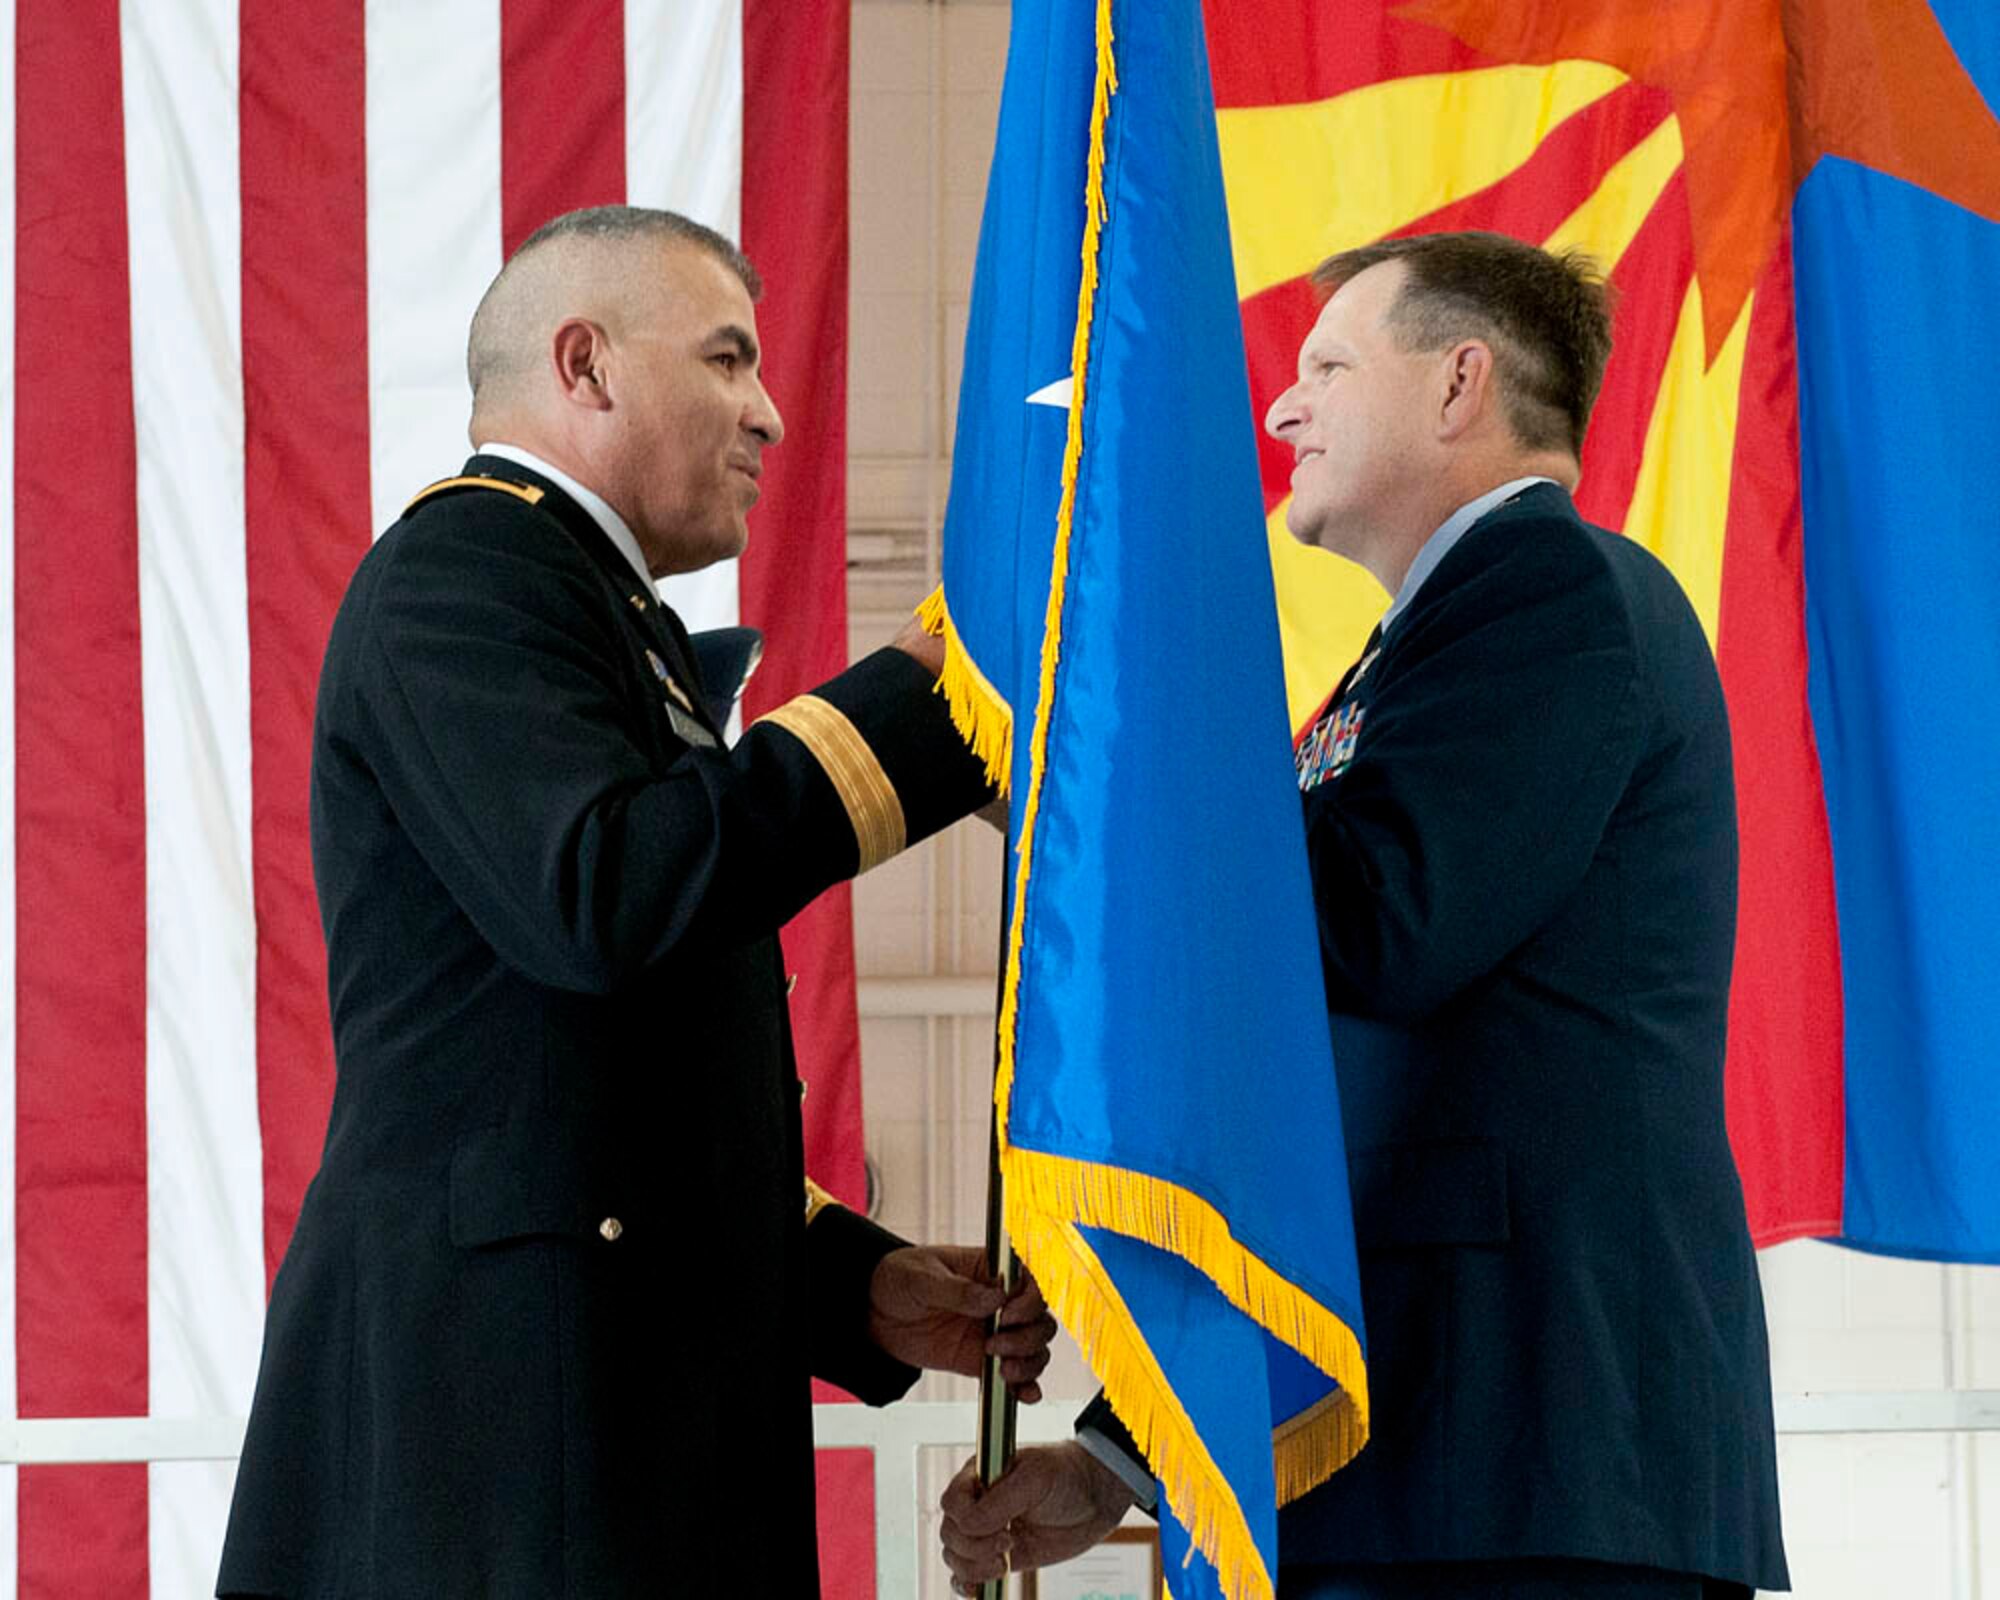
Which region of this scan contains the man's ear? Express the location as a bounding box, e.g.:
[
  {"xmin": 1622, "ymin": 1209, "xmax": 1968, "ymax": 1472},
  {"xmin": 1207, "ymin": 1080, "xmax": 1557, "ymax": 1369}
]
[
  {"xmin": 552, "ymin": 318, "xmax": 613, "ymax": 412},
  {"xmin": 1436, "ymin": 339, "xmax": 1494, "ymax": 442}
]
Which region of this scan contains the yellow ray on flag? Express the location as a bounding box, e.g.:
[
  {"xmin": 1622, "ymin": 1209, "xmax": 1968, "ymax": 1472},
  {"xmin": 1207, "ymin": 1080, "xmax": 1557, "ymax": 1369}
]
[
  {"xmin": 1622, "ymin": 280, "xmax": 1753, "ymax": 646},
  {"xmin": 1219, "ymin": 62, "xmax": 1629, "ymax": 301},
  {"xmin": 1541, "ymin": 112, "xmax": 1683, "ymax": 272},
  {"xmin": 1267, "ymin": 500, "xmax": 1388, "ymax": 733}
]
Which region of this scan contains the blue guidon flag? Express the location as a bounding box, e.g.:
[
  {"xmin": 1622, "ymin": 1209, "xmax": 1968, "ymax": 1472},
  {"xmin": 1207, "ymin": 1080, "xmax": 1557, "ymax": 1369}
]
[{"xmin": 919, "ymin": 1, "xmax": 1369, "ymax": 1594}]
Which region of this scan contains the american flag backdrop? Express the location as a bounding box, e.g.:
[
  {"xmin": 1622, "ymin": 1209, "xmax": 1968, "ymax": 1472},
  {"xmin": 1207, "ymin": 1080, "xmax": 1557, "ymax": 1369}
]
[{"xmin": 2, "ymin": 0, "xmax": 877, "ymax": 1593}]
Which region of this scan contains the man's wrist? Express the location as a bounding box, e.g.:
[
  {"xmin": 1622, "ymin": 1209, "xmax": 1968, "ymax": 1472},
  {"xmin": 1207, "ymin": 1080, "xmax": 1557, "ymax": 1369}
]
[
  {"xmin": 862, "ymin": 1247, "xmax": 902, "ymax": 1349},
  {"xmin": 1075, "ymin": 1422, "xmax": 1156, "ymax": 1514}
]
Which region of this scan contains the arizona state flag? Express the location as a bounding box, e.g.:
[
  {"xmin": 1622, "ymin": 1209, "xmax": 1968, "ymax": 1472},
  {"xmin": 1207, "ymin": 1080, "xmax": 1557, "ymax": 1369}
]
[
  {"xmin": 923, "ymin": 0, "xmax": 1368, "ymax": 1595},
  {"xmin": 1214, "ymin": 0, "xmax": 2000, "ymax": 1262}
]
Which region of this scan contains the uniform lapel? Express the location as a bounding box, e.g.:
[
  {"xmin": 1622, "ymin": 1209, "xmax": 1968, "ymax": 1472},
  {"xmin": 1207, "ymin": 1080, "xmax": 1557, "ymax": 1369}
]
[
  {"xmin": 458, "ymin": 454, "xmax": 724, "ymax": 745},
  {"xmin": 1296, "ymin": 622, "xmax": 1383, "ymax": 753}
]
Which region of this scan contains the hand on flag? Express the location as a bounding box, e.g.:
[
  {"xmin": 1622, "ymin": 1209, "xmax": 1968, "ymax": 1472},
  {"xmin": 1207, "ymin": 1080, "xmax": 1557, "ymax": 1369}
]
[
  {"xmin": 939, "ymin": 1441, "xmax": 1136, "ymax": 1594},
  {"xmin": 892, "ymin": 612, "xmax": 951, "ymax": 681},
  {"xmin": 868, "ymin": 1246, "xmax": 1056, "ymax": 1401},
  {"xmin": 888, "ymin": 609, "xmax": 1007, "ymax": 827}
]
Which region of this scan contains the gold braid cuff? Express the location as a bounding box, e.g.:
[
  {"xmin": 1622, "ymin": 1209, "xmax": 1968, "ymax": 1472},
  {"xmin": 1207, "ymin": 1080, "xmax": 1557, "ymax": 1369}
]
[
  {"xmin": 804, "ymin": 1178, "xmax": 841, "ymax": 1226},
  {"xmin": 758, "ymin": 694, "xmax": 907, "ymax": 873}
]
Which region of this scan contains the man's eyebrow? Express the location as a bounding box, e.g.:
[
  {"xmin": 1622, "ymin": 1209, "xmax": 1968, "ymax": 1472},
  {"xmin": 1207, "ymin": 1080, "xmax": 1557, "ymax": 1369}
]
[{"xmin": 709, "ymin": 323, "xmax": 759, "ymax": 365}]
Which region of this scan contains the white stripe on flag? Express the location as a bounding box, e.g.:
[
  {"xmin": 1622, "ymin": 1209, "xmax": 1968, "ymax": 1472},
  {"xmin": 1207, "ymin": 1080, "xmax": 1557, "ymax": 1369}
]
[
  {"xmin": 122, "ymin": 0, "xmax": 266, "ymax": 1586},
  {"xmin": 630, "ymin": 0, "xmax": 743, "ymax": 637},
  {"xmin": 365, "ymin": 0, "xmax": 503, "ymax": 538},
  {"xmin": 625, "ymin": 0, "xmax": 742, "ymax": 239},
  {"xmin": 0, "ymin": 0, "xmax": 20, "ymax": 1582}
]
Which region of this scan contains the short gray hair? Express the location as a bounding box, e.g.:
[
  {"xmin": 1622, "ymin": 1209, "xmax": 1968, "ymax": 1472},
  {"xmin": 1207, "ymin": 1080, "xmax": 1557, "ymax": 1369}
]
[
  {"xmin": 510, "ymin": 205, "xmax": 761, "ymax": 299},
  {"xmin": 466, "ymin": 206, "xmax": 761, "ymax": 402}
]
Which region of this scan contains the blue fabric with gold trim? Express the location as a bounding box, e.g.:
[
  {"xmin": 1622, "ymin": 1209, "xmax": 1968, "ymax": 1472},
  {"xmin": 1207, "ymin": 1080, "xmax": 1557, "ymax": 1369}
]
[{"xmin": 932, "ymin": 1, "xmax": 1368, "ymax": 1594}]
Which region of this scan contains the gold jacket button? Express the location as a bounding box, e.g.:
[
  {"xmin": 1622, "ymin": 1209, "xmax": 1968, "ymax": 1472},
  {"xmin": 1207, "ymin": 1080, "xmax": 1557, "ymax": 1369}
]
[{"xmin": 599, "ymin": 1217, "xmax": 624, "ymax": 1242}]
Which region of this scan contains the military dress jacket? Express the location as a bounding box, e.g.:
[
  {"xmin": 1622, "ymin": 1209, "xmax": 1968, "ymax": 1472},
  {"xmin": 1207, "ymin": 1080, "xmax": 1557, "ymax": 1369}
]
[
  {"xmin": 1276, "ymin": 484, "xmax": 1787, "ymax": 1590},
  {"xmin": 217, "ymin": 456, "xmax": 991, "ymax": 1599}
]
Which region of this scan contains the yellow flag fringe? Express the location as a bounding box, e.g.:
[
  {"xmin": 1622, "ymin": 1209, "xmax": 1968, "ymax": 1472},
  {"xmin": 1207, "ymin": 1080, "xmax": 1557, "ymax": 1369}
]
[
  {"xmin": 1272, "ymin": 1390, "xmax": 1366, "ymax": 1508},
  {"xmin": 1014, "ymin": 1213, "xmax": 1277, "ymax": 1600},
  {"xmin": 1009, "ymin": 1145, "xmax": 1370, "ymax": 1502},
  {"xmin": 915, "ymin": 585, "xmax": 1014, "ymax": 789}
]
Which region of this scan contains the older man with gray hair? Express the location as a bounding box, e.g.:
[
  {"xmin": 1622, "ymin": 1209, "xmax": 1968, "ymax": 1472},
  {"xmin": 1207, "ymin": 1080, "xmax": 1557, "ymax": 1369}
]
[{"xmin": 218, "ymin": 206, "xmax": 1051, "ymax": 1600}]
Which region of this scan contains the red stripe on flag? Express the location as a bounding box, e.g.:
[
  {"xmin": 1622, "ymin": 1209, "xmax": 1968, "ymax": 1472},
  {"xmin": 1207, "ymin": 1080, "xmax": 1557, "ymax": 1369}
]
[
  {"xmin": 241, "ymin": 0, "xmax": 371, "ymax": 1284},
  {"xmin": 1572, "ymin": 170, "xmax": 1695, "ymax": 532},
  {"xmin": 1715, "ymin": 233, "xmax": 1845, "ymax": 1245},
  {"xmin": 743, "ymin": 3, "xmax": 875, "ymax": 1595},
  {"xmin": 13, "ymin": 0, "xmax": 151, "ymax": 1587},
  {"xmin": 500, "ymin": 0, "xmax": 627, "ymax": 258},
  {"xmin": 741, "ymin": 0, "xmax": 864, "ymax": 1211},
  {"xmin": 1203, "ymin": 0, "xmax": 1492, "ymax": 109},
  {"xmin": 814, "ymin": 1448, "xmax": 877, "ymax": 1592}
]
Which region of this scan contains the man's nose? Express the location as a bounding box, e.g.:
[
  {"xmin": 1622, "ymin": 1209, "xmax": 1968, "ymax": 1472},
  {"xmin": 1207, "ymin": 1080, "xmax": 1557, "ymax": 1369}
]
[
  {"xmin": 747, "ymin": 379, "xmax": 784, "ymax": 446},
  {"xmin": 1264, "ymin": 383, "xmax": 1304, "ymax": 441}
]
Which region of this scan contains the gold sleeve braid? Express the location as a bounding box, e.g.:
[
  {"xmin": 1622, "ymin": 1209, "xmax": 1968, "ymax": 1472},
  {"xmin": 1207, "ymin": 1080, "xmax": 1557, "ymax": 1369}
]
[
  {"xmin": 804, "ymin": 1178, "xmax": 840, "ymax": 1225},
  {"xmin": 757, "ymin": 694, "xmax": 908, "ymax": 873}
]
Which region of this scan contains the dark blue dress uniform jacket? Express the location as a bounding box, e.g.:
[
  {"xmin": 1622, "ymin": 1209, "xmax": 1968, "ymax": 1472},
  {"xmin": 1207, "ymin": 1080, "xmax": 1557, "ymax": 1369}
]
[
  {"xmin": 217, "ymin": 457, "xmax": 991, "ymax": 1599},
  {"xmin": 1277, "ymin": 485, "xmax": 1787, "ymax": 1590}
]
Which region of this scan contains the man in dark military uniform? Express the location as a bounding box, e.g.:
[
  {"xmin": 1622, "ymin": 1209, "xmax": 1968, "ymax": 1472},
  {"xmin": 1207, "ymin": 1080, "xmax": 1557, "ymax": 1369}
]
[
  {"xmin": 940, "ymin": 234, "xmax": 1786, "ymax": 1598},
  {"xmin": 218, "ymin": 206, "xmax": 1050, "ymax": 1600}
]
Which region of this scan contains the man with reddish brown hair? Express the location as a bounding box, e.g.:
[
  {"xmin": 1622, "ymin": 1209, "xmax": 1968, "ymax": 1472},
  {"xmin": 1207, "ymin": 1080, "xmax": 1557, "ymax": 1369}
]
[
  {"xmin": 1305, "ymin": 232, "xmax": 1613, "ymax": 459},
  {"xmin": 942, "ymin": 231, "xmax": 1785, "ymax": 1599}
]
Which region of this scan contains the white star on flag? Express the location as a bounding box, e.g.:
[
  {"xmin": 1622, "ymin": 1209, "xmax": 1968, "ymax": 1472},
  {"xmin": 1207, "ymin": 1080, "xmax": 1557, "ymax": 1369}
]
[{"xmin": 1026, "ymin": 375, "xmax": 1073, "ymax": 408}]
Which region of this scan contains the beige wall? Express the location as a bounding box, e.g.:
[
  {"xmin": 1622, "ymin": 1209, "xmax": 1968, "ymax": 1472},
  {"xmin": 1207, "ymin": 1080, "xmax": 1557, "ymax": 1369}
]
[{"xmin": 843, "ymin": 6, "xmax": 2000, "ymax": 1597}]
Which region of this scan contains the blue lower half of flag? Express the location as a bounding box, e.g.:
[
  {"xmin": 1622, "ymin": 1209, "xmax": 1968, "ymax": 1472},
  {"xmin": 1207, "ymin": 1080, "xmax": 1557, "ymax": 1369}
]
[{"xmin": 1795, "ymin": 152, "xmax": 2000, "ymax": 1262}]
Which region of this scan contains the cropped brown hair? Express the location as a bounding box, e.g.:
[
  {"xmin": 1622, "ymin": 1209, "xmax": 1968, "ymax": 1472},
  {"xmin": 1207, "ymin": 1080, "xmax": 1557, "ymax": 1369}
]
[{"xmin": 1313, "ymin": 232, "xmax": 1613, "ymax": 458}]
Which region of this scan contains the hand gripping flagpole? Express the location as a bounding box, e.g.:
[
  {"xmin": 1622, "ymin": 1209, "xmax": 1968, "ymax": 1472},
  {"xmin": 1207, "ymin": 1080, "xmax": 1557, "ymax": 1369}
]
[{"xmin": 976, "ymin": 880, "xmax": 1019, "ymax": 1600}]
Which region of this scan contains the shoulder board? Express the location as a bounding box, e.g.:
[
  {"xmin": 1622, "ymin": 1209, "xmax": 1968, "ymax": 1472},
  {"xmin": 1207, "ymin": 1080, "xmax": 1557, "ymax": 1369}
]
[
  {"xmin": 804, "ymin": 1177, "xmax": 842, "ymax": 1226},
  {"xmin": 403, "ymin": 474, "xmax": 546, "ymax": 515}
]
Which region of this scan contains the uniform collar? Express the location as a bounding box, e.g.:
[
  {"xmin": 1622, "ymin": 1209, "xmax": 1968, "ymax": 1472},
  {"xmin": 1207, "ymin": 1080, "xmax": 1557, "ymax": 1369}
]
[
  {"xmin": 1379, "ymin": 475, "xmax": 1559, "ymax": 637},
  {"xmin": 474, "ymin": 441, "xmax": 656, "ymax": 593}
]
